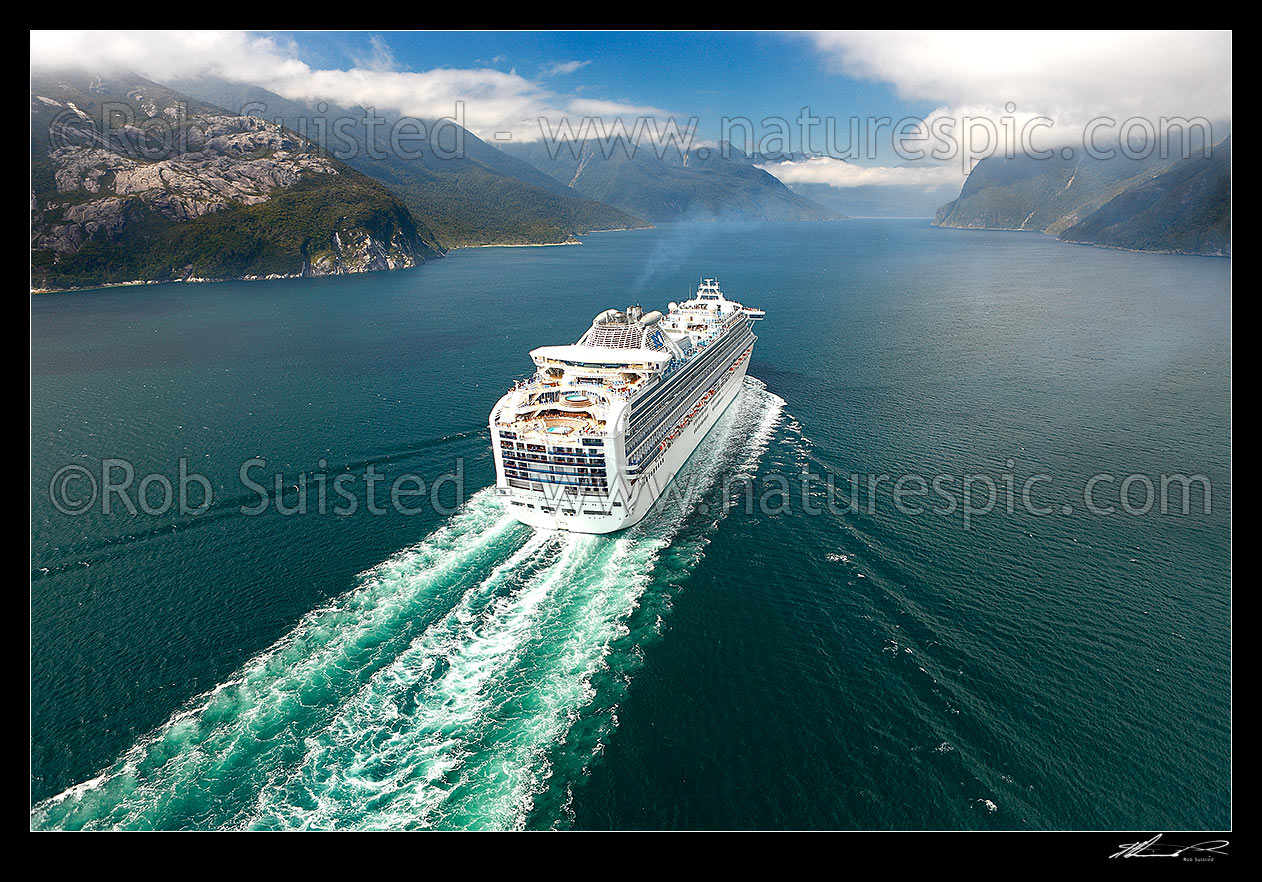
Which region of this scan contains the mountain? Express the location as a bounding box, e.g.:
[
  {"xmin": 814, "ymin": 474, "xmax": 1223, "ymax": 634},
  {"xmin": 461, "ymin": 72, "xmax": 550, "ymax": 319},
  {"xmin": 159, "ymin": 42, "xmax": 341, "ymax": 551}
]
[
  {"xmin": 502, "ymin": 139, "xmax": 841, "ymax": 223},
  {"xmin": 934, "ymin": 139, "xmax": 1230, "ymax": 256},
  {"xmin": 1058, "ymin": 139, "xmax": 1230, "ymax": 256},
  {"xmin": 170, "ymin": 78, "xmax": 647, "ymax": 248},
  {"xmin": 31, "ymin": 71, "xmax": 433, "ymax": 290}
]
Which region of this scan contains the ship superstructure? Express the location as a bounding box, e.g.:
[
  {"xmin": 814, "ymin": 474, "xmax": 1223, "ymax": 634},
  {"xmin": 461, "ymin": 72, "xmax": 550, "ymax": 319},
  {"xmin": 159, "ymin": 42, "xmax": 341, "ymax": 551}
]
[{"xmin": 490, "ymin": 278, "xmax": 763, "ymax": 533}]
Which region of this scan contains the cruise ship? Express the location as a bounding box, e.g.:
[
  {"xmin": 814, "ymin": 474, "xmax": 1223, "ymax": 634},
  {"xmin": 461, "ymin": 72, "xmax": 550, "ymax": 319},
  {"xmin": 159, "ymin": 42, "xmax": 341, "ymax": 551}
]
[{"xmin": 490, "ymin": 278, "xmax": 763, "ymax": 533}]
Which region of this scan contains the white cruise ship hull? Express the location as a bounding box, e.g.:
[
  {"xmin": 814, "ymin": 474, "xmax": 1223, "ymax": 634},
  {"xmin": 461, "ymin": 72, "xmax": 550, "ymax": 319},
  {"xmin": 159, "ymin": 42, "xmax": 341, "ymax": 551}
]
[{"xmin": 499, "ymin": 354, "xmax": 750, "ymax": 534}]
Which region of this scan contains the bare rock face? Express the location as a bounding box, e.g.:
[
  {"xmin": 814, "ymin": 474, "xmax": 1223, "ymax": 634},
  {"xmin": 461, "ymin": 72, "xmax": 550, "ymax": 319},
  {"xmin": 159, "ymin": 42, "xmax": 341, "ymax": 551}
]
[
  {"xmin": 35, "ymin": 111, "xmax": 342, "ymax": 256},
  {"xmin": 31, "ymin": 76, "xmax": 425, "ymax": 287},
  {"xmin": 306, "ymin": 228, "xmax": 420, "ymax": 277}
]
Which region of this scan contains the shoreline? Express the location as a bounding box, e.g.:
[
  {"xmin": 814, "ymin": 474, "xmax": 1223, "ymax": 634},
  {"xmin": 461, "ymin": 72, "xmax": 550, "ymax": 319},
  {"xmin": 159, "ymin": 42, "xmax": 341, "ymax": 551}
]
[
  {"xmin": 31, "ymin": 273, "xmax": 305, "ymax": 295},
  {"xmin": 36, "ymin": 220, "xmax": 1227, "ymax": 294},
  {"xmin": 448, "ymin": 239, "xmax": 581, "ymax": 250},
  {"xmin": 31, "ymin": 227, "xmax": 659, "ymax": 293},
  {"xmin": 931, "ymin": 223, "xmax": 1231, "ymax": 259},
  {"xmin": 445, "ymin": 225, "xmax": 654, "ymax": 250}
]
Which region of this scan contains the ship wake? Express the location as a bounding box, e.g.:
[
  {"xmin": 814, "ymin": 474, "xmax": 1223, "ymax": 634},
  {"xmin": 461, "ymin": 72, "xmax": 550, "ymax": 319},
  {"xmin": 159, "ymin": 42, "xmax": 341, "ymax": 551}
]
[{"xmin": 32, "ymin": 378, "xmax": 784, "ymax": 830}]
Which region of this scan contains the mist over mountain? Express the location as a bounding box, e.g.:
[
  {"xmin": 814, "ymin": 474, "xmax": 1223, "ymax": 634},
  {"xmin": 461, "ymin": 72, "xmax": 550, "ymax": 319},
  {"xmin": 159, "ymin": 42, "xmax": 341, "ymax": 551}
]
[{"xmin": 721, "ymin": 147, "xmax": 947, "ymax": 218}]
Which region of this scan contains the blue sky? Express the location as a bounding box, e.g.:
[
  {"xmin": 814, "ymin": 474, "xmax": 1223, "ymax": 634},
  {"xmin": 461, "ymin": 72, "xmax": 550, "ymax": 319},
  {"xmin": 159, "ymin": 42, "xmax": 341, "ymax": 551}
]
[
  {"xmin": 284, "ymin": 30, "xmax": 935, "ymax": 143},
  {"xmin": 31, "ymin": 31, "xmax": 1232, "ymax": 194}
]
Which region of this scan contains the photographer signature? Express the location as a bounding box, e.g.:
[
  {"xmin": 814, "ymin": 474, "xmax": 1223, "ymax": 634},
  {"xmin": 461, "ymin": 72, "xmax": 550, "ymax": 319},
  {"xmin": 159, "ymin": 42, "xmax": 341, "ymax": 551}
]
[{"xmin": 1110, "ymin": 834, "xmax": 1229, "ymax": 859}]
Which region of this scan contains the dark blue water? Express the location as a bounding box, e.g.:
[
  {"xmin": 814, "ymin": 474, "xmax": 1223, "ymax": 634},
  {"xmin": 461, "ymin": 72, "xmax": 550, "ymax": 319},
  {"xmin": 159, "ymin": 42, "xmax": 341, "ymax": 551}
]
[{"xmin": 30, "ymin": 220, "xmax": 1231, "ymax": 829}]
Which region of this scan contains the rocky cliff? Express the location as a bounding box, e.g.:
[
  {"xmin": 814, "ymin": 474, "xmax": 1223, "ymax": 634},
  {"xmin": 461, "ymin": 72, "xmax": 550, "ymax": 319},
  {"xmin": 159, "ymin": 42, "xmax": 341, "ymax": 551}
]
[{"xmin": 31, "ymin": 72, "xmax": 435, "ymax": 290}]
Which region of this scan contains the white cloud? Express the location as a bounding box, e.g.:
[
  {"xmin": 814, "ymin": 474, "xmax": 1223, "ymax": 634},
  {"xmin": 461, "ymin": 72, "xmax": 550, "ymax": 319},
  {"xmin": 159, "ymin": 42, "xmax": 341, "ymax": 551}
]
[
  {"xmin": 806, "ymin": 30, "xmax": 1232, "ymax": 124},
  {"xmin": 801, "ymin": 29, "xmax": 1230, "ymax": 173},
  {"xmin": 760, "ymin": 157, "xmax": 965, "ymax": 191},
  {"xmin": 542, "ymin": 60, "xmax": 591, "ymax": 77},
  {"xmin": 29, "ymin": 31, "xmax": 668, "ymax": 143},
  {"xmin": 567, "ymin": 97, "xmax": 670, "ymax": 118},
  {"xmin": 350, "ymin": 35, "xmax": 400, "ymax": 73}
]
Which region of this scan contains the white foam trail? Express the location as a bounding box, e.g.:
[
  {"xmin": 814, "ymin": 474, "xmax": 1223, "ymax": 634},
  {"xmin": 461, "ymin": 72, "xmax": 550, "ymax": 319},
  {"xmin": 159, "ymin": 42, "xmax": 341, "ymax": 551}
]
[
  {"xmin": 33, "ymin": 377, "xmax": 786, "ymax": 831},
  {"xmin": 249, "ymin": 530, "xmax": 597, "ymax": 829},
  {"xmin": 249, "ymin": 377, "xmax": 787, "ymax": 830},
  {"xmin": 32, "ymin": 491, "xmax": 525, "ymax": 830}
]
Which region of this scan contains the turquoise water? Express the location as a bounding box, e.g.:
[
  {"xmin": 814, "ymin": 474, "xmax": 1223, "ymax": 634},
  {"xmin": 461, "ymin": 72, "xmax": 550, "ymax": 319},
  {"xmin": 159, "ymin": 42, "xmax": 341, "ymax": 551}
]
[{"xmin": 30, "ymin": 221, "xmax": 1231, "ymax": 829}]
